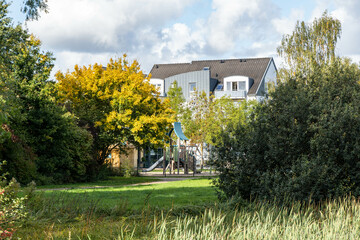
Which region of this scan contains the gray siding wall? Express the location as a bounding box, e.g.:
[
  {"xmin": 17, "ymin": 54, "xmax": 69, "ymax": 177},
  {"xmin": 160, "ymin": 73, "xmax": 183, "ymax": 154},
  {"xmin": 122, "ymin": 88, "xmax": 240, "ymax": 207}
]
[
  {"xmin": 256, "ymin": 60, "xmax": 276, "ymax": 97},
  {"xmin": 257, "ymin": 77, "xmax": 266, "ymax": 96},
  {"xmin": 165, "ymin": 70, "xmax": 211, "ymax": 101}
]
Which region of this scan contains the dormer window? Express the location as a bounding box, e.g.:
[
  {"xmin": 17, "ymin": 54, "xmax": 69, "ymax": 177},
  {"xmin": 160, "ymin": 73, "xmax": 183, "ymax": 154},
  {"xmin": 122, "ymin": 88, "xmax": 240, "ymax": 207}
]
[
  {"xmin": 226, "ymin": 80, "xmax": 246, "ymax": 91},
  {"xmin": 224, "ymin": 76, "xmax": 250, "ymax": 92}
]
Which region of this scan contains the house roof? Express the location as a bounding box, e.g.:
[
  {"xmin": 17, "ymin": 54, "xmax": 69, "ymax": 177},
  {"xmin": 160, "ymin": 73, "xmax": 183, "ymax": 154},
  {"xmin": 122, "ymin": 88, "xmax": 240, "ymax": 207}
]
[{"xmin": 149, "ymin": 57, "xmax": 273, "ymax": 95}]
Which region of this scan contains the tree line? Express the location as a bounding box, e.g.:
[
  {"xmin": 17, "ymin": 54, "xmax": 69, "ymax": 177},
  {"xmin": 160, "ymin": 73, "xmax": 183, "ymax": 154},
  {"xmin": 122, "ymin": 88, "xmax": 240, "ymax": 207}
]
[{"xmin": 0, "ymin": 2, "xmax": 173, "ymax": 184}]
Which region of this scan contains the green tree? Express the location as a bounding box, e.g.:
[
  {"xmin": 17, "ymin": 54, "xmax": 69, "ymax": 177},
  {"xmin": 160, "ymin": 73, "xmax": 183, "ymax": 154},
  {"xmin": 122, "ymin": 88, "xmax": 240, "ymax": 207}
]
[
  {"xmin": 212, "ymin": 12, "xmax": 360, "ymax": 202},
  {"xmin": 0, "ymin": 2, "xmax": 93, "ymax": 184},
  {"xmin": 167, "ymin": 80, "xmax": 185, "ymax": 122},
  {"xmin": 21, "ymin": 0, "xmax": 48, "ymax": 20},
  {"xmin": 206, "ymin": 97, "xmax": 256, "ymax": 146},
  {"xmin": 277, "ymin": 11, "xmax": 341, "ymax": 79},
  {"xmin": 181, "ymin": 91, "xmax": 211, "ymax": 145}
]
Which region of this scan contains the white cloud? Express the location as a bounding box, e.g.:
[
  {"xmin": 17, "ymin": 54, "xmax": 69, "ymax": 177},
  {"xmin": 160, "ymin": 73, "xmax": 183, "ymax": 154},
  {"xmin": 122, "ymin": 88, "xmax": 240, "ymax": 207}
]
[
  {"xmin": 331, "ymin": 0, "xmax": 360, "ymax": 58},
  {"xmin": 152, "ymin": 23, "xmax": 206, "ymax": 63},
  {"xmin": 272, "ymin": 9, "xmax": 304, "ymax": 36},
  {"xmin": 206, "ymin": 0, "xmax": 279, "ymax": 54},
  {"xmin": 26, "ymin": 0, "xmax": 360, "ymax": 75},
  {"xmin": 27, "ymin": 0, "xmax": 198, "ymax": 73},
  {"xmin": 51, "ymin": 1, "xmax": 195, "ymax": 50}
]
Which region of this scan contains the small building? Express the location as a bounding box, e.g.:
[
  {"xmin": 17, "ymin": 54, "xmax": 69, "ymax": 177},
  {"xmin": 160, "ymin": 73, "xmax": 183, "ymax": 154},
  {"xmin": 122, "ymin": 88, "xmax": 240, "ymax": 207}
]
[
  {"xmin": 149, "ymin": 57, "xmax": 277, "ymax": 101},
  {"xmin": 106, "ymin": 145, "xmax": 143, "ymax": 173}
]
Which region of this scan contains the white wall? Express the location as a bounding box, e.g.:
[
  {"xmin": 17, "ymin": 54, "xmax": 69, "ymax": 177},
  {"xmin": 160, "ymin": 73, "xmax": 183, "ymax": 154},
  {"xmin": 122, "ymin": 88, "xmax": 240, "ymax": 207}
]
[{"xmin": 149, "ymin": 78, "xmax": 165, "ymax": 96}]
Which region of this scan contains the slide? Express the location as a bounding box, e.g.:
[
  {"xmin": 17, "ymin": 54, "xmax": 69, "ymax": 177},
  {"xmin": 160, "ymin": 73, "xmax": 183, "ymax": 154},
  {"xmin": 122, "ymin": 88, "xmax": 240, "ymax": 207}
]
[{"xmin": 142, "ymin": 156, "xmax": 164, "ymax": 172}]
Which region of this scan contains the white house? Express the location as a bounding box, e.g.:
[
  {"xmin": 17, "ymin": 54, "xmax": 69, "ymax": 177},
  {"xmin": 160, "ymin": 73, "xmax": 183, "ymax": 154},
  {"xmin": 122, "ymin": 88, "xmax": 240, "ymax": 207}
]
[{"xmin": 149, "ymin": 57, "xmax": 277, "ymax": 101}]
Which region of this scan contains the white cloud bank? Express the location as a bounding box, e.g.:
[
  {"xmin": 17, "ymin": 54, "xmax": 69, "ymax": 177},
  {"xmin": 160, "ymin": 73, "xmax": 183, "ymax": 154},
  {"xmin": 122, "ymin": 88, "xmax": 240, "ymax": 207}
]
[{"xmin": 26, "ymin": 0, "xmax": 360, "ymax": 75}]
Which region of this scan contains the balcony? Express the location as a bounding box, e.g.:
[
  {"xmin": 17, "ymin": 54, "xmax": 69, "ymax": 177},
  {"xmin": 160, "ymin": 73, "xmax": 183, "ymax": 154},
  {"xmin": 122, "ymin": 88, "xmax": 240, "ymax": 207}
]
[{"xmin": 214, "ymin": 90, "xmax": 247, "ymax": 99}]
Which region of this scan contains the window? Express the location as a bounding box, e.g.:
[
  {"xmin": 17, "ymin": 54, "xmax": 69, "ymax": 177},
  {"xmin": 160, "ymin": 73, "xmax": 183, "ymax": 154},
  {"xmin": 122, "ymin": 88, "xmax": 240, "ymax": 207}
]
[
  {"xmin": 227, "ymin": 82, "xmax": 231, "ymax": 91},
  {"xmin": 232, "ymin": 82, "xmax": 238, "ymax": 91},
  {"xmin": 215, "ymin": 84, "xmax": 223, "ymax": 91},
  {"xmin": 189, "ymin": 82, "xmax": 196, "ymax": 92},
  {"xmin": 238, "ymin": 81, "xmax": 246, "ymax": 90},
  {"xmin": 226, "ymin": 81, "xmax": 246, "ymax": 91},
  {"xmin": 151, "ymin": 83, "xmax": 162, "ymax": 90}
]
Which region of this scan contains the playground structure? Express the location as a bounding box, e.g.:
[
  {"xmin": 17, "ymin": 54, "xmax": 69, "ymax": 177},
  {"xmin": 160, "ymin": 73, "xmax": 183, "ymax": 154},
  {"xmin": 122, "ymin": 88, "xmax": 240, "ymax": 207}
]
[{"xmin": 142, "ymin": 122, "xmax": 205, "ymax": 175}]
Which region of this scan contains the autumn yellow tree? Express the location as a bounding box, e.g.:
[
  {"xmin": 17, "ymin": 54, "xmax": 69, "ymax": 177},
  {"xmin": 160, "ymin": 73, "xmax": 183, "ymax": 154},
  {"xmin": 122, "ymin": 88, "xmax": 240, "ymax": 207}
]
[{"xmin": 56, "ymin": 56, "xmax": 174, "ymax": 175}]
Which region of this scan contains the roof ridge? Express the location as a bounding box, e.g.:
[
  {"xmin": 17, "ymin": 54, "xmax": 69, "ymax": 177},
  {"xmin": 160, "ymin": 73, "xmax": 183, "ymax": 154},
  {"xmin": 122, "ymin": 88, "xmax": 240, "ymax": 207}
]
[
  {"xmin": 191, "ymin": 57, "xmax": 272, "ymax": 63},
  {"xmin": 152, "ymin": 57, "xmax": 272, "ymax": 66},
  {"xmin": 154, "ymin": 62, "xmax": 190, "ymax": 66}
]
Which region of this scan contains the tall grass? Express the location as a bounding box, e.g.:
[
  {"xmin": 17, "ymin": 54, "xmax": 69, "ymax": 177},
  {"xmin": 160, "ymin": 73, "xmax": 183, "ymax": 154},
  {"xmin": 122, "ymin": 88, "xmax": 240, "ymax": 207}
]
[
  {"xmin": 155, "ymin": 196, "xmax": 360, "ymax": 240},
  {"xmin": 16, "ymin": 193, "xmax": 360, "ymax": 239}
]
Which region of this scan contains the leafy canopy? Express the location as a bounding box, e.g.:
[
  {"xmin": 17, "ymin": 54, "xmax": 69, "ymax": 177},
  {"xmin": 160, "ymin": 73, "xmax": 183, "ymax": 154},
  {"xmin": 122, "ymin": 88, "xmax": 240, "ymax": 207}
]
[
  {"xmin": 212, "ymin": 12, "xmax": 360, "ymax": 202},
  {"xmin": 0, "ymin": 1, "xmax": 93, "ymax": 184},
  {"xmin": 56, "ymin": 56, "xmax": 174, "ymax": 168},
  {"xmin": 277, "ymin": 11, "xmax": 341, "ymax": 79}
]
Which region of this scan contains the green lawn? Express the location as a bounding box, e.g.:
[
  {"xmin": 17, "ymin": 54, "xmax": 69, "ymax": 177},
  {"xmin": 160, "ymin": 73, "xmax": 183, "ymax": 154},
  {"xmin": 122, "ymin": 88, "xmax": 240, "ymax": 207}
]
[
  {"xmin": 15, "ymin": 177, "xmax": 218, "ymax": 239},
  {"xmin": 36, "ymin": 176, "xmax": 160, "ymax": 189},
  {"xmin": 39, "ymin": 178, "xmax": 217, "ymax": 210},
  {"xmin": 15, "ymin": 177, "xmax": 360, "ymax": 239}
]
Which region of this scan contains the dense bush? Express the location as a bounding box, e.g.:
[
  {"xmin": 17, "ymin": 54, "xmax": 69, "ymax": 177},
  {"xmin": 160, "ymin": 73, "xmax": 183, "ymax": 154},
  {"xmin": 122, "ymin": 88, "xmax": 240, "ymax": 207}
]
[
  {"xmin": 211, "ymin": 58, "xmax": 360, "ymax": 202},
  {"xmin": 0, "ymin": 162, "xmax": 28, "ymax": 239}
]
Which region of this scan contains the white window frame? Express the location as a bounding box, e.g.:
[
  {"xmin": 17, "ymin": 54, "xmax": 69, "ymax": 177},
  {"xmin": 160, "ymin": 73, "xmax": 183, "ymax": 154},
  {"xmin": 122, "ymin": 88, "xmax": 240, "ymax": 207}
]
[{"xmin": 224, "ymin": 76, "xmax": 249, "ymax": 92}]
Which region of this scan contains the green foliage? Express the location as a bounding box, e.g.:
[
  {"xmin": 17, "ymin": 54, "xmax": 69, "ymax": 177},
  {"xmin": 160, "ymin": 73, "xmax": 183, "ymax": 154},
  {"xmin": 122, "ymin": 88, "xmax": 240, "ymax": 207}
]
[
  {"xmin": 212, "ymin": 13, "xmax": 360, "ymax": 202},
  {"xmin": 0, "ymin": 163, "xmax": 27, "ymax": 239},
  {"xmin": 277, "ymin": 11, "xmax": 341, "ymax": 79},
  {"xmin": 178, "ymin": 90, "xmax": 256, "ymax": 147},
  {"xmin": 0, "ymin": 139, "xmax": 37, "ymax": 184},
  {"xmin": 0, "ymin": 2, "xmax": 93, "ymax": 184},
  {"xmin": 181, "ymin": 91, "xmax": 211, "ymax": 144},
  {"xmin": 120, "ymin": 160, "xmax": 136, "ymax": 178},
  {"xmin": 167, "ymin": 81, "xmax": 185, "ymax": 122},
  {"xmin": 153, "ymin": 197, "xmax": 360, "ymax": 240}
]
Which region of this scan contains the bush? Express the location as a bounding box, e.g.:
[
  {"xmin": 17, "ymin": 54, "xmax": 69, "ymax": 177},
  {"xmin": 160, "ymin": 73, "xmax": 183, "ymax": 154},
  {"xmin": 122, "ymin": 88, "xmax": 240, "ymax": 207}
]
[
  {"xmin": 211, "ymin": 58, "xmax": 360, "ymax": 202},
  {"xmin": 0, "ymin": 162, "xmax": 27, "ymax": 239}
]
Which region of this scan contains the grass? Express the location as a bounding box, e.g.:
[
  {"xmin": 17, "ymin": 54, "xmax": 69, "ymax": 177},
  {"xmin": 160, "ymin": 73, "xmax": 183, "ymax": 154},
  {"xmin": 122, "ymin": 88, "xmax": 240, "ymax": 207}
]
[
  {"xmin": 14, "ymin": 177, "xmax": 218, "ymax": 239},
  {"xmin": 35, "ymin": 176, "xmax": 160, "ymax": 189},
  {"xmin": 13, "ymin": 177, "xmax": 360, "ymax": 239},
  {"xmin": 152, "ymin": 196, "xmax": 360, "ymax": 239},
  {"xmin": 38, "ymin": 178, "xmax": 217, "ymax": 210}
]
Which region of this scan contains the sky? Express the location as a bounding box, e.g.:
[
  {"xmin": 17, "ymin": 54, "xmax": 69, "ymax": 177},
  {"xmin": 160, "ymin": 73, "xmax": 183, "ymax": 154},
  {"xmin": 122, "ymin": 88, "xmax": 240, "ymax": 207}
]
[{"xmin": 7, "ymin": 0, "xmax": 360, "ymax": 77}]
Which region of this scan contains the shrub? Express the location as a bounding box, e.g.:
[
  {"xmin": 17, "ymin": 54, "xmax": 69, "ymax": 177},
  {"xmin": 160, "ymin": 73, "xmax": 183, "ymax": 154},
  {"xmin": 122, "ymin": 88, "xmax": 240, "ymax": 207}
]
[
  {"xmin": 0, "ymin": 162, "xmax": 27, "ymax": 239},
  {"xmin": 211, "ymin": 58, "xmax": 360, "ymax": 202}
]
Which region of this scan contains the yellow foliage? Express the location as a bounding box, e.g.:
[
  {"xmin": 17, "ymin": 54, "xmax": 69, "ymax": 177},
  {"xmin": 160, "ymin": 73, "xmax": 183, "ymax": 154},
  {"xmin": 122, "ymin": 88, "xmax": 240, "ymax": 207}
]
[{"xmin": 56, "ymin": 55, "xmax": 174, "ymax": 148}]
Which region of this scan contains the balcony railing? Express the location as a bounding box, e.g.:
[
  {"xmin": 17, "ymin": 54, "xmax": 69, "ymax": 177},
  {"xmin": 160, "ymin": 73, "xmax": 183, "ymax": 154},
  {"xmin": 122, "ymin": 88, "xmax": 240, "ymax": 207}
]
[{"xmin": 214, "ymin": 90, "xmax": 247, "ymax": 99}]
